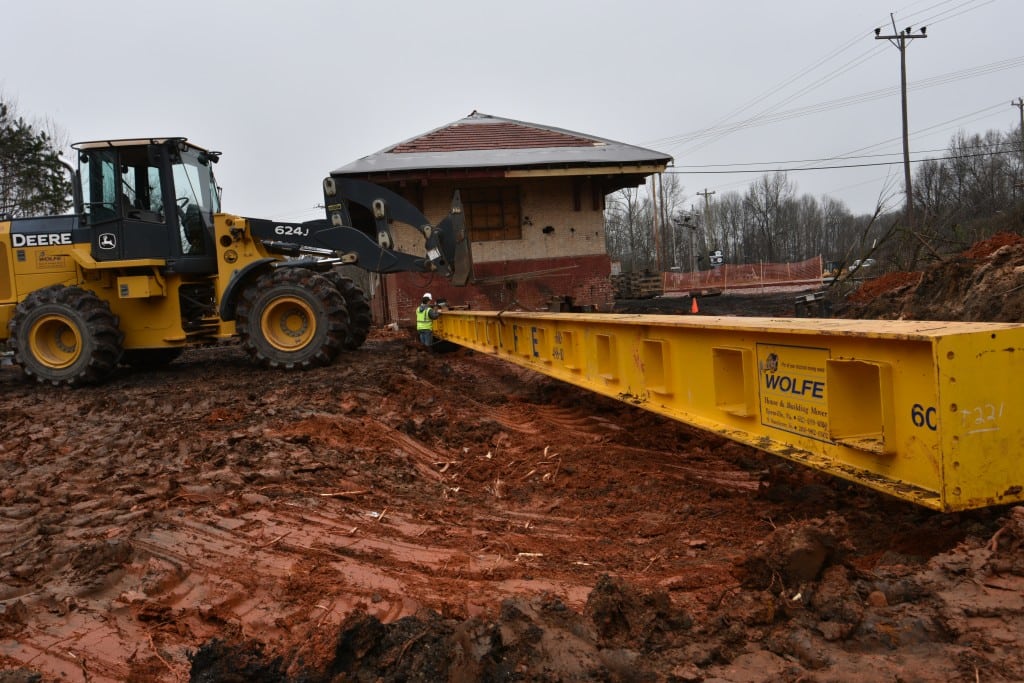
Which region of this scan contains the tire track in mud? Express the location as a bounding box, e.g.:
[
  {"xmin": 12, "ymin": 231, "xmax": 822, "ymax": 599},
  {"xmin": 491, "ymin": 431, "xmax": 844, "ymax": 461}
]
[
  {"xmin": 4, "ymin": 344, "xmax": 741, "ymax": 681},
  {"xmin": 466, "ymin": 398, "xmax": 762, "ymax": 494},
  {"xmin": 12, "ymin": 335, "xmax": 1011, "ymax": 681}
]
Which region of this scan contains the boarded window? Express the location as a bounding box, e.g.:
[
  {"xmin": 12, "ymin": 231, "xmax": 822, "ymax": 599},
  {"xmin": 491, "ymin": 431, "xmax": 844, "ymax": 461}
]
[{"xmin": 462, "ymin": 187, "xmax": 521, "ymax": 241}]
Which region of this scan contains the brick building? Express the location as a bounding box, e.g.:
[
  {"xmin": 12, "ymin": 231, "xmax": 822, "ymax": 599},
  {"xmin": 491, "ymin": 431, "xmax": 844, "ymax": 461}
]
[{"xmin": 330, "ymin": 111, "xmax": 671, "ymax": 324}]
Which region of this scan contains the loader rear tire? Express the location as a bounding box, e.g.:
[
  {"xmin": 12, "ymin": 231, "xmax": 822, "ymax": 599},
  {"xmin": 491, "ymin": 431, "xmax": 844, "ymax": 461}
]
[
  {"xmin": 236, "ymin": 267, "xmax": 349, "ymax": 370},
  {"xmin": 9, "ymin": 286, "xmax": 123, "ymax": 386},
  {"xmin": 322, "ymin": 271, "xmax": 372, "ymax": 350}
]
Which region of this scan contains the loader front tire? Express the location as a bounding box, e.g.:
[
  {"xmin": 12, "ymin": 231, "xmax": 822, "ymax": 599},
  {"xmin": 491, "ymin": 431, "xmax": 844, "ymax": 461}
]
[
  {"xmin": 9, "ymin": 286, "xmax": 123, "ymax": 386},
  {"xmin": 236, "ymin": 268, "xmax": 349, "ymax": 370},
  {"xmin": 322, "ymin": 271, "xmax": 372, "ymax": 350}
]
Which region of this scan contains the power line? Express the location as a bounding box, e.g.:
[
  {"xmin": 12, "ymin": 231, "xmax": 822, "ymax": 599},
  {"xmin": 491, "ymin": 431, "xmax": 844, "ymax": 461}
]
[
  {"xmin": 648, "ymin": 54, "xmax": 1024, "ymax": 154},
  {"xmin": 644, "ymin": 25, "xmax": 874, "ymax": 151},
  {"xmin": 818, "ymin": 101, "xmax": 1007, "ymax": 161},
  {"xmin": 664, "ymin": 148, "xmax": 1016, "ymax": 175},
  {"xmin": 261, "ymin": 205, "xmax": 324, "ymax": 222},
  {"xmin": 642, "ymin": 1, "xmax": 1006, "ymax": 208},
  {"xmin": 646, "ymin": 2, "xmax": 1007, "ymax": 155},
  {"xmin": 675, "ymin": 102, "xmax": 1011, "ymax": 201},
  {"xmin": 663, "ymin": 5, "xmax": 970, "ymax": 155},
  {"xmin": 913, "ymin": 0, "xmax": 996, "ymax": 28},
  {"xmin": 819, "ymin": 102, "xmax": 1013, "ymax": 202},
  {"xmin": 648, "ymin": 55, "xmax": 1024, "ymax": 151},
  {"xmin": 669, "ymin": 143, "xmax": 1002, "ymax": 169},
  {"xmin": 676, "ymin": 48, "xmax": 887, "ymax": 158},
  {"xmin": 643, "ymin": 5, "xmax": 930, "ymax": 152},
  {"xmin": 667, "ymin": 102, "xmax": 1010, "ymax": 174}
]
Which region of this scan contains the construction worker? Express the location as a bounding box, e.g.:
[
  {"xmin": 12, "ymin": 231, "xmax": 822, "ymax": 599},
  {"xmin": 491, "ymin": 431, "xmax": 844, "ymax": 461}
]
[{"xmin": 416, "ymin": 292, "xmax": 442, "ymax": 347}]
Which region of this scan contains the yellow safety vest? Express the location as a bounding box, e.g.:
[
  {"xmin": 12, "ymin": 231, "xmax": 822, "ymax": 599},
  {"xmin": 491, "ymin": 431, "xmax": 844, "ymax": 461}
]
[{"xmin": 416, "ymin": 306, "xmax": 433, "ymax": 330}]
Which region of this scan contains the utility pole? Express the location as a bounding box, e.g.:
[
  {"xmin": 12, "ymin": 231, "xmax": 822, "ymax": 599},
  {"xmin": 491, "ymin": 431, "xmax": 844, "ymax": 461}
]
[
  {"xmin": 659, "ymin": 173, "xmax": 670, "ymax": 270},
  {"xmin": 650, "ymin": 175, "xmax": 662, "ymax": 272},
  {"xmin": 876, "ymin": 15, "xmax": 927, "ymax": 228},
  {"xmin": 688, "ymin": 204, "xmax": 698, "ymax": 274},
  {"xmin": 696, "ymin": 189, "xmax": 715, "ymax": 269},
  {"xmin": 1013, "ymin": 97, "xmax": 1024, "ymax": 172}
]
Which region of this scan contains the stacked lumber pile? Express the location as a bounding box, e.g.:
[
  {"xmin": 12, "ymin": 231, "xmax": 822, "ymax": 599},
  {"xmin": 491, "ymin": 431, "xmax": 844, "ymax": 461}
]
[{"xmin": 611, "ymin": 272, "xmax": 663, "ymax": 299}]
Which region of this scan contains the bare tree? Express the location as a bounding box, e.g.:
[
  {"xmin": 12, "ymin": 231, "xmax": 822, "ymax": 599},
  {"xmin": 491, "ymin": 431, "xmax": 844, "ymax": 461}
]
[
  {"xmin": 603, "ymin": 123, "xmax": 1021, "ymax": 277},
  {"xmin": 903, "ymin": 126, "xmax": 1021, "ymax": 267},
  {"xmin": 605, "ymin": 187, "xmax": 653, "ymax": 272},
  {"xmin": 743, "ymin": 172, "xmax": 794, "ymax": 262},
  {"xmin": 658, "ymin": 173, "xmax": 688, "ymax": 270},
  {"xmin": 708, "ymin": 191, "xmax": 747, "ymax": 264},
  {"xmin": 915, "ymin": 157, "xmax": 955, "ymax": 229}
]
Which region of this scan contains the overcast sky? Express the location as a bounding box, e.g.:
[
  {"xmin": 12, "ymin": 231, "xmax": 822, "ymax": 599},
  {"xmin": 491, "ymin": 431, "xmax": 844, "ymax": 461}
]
[{"xmin": 2, "ymin": 0, "xmax": 1021, "ymax": 222}]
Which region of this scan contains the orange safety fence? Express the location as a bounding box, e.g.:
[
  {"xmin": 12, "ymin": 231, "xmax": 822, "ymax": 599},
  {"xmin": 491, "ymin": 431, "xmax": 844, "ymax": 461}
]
[{"xmin": 662, "ymin": 255, "xmax": 824, "ymax": 294}]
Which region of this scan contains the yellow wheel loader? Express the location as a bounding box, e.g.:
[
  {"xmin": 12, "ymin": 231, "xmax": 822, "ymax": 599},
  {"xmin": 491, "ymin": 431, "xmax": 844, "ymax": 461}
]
[{"xmin": 0, "ymin": 137, "xmax": 471, "ymax": 385}]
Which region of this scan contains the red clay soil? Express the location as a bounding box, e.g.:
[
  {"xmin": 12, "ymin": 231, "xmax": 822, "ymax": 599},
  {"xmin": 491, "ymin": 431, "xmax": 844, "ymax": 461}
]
[
  {"xmin": 845, "ymin": 271, "xmax": 923, "ymax": 305},
  {"xmin": 962, "ymin": 231, "xmax": 1024, "ymax": 259},
  {"xmin": 2, "ymin": 234, "xmax": 1024, "ymax": 682},
  {"xmin": 840, "ymin": 231, "xmax": 1024, "ymax": 321}
]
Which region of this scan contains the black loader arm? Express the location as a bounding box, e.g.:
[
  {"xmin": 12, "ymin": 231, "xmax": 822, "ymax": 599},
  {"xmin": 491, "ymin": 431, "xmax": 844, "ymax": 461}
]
[
  {"xmin": 322, "ymin": 177, "xmax": 472, "ymax": 285},
  {"xmin": 245, "ymin": 178, "xmax": 472, "ymax": 284},
  {"xmin": 252, "ymin": 219, "xmax": 438, "ymax": 274}
]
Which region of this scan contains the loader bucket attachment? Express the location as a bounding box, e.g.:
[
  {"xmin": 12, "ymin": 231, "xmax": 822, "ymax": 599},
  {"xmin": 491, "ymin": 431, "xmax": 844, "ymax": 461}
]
[
  {"xmin": 438, "ymin": 190, "xmax": 473, "ymax": 286},
  {"xmin": 322, "ymin": 176, "xmax": 472, "ymax": 285}
]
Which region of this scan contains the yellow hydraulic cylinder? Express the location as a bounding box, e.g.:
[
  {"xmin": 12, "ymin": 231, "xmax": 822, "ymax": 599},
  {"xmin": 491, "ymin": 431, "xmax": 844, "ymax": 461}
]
[{"xmin": 435, "ymin": 312, "xmax": 1024, "ymax": 511}]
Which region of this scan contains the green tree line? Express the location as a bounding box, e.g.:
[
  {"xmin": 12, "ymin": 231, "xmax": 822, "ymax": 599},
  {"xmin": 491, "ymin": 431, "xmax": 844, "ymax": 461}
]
[{"xmin": 0, "ymin": 99, "xmax": 71, "ymax": 220}]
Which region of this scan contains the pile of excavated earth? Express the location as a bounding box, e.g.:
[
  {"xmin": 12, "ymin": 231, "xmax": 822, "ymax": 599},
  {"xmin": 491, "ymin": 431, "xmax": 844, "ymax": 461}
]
[
  {"xmin": 839, "ymin": 231, "xmax": 1024, "ymax": 322},
  {"xmin": 1, "ymin": 233, "xmax": 1023, "ymax": 682}
]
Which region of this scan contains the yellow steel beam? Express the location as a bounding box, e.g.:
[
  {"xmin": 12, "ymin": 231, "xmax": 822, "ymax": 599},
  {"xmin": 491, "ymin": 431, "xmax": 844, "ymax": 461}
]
[{"xmin": 435, "ymin": 312, "xmax": 1024, "ymax": 511}]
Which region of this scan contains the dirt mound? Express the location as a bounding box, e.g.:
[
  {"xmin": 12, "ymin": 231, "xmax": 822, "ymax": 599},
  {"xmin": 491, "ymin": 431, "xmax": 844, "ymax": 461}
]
[
  {"xmin": 845, "ymin": 270, "xmax": 922, "ymax": 305},
  {"xmin": 184, "ymin": 507, "xmax": 1024, "ymax": 682},
  {"xmin": 841, "ymin": 231, "xmax": 1024, "ymax": 321},
  {"xmin": 189, "ymin": 583, "xmax": 693, "ymax": 682},
  {"xmin": 736, "ymin": 512, "xmax": 853, "ymax": 591}
]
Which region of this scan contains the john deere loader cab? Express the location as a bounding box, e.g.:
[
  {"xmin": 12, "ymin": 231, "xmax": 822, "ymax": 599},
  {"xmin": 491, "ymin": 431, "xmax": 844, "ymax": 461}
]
[{"xmin": 73, "ymin": 137, "xmax": 220, "ymax": 273}]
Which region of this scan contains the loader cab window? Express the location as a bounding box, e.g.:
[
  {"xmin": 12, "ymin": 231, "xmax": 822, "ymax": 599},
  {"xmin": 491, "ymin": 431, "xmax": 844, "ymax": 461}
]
[
  {"xmin": 170, "ymin": 147, "xmax": 220, "ymax": 255},
  {"xmin": 79, "ymin": 148, "xmax": 165, "ymax": 225},
  {"xmin": 118, "ymin": 148, "xmax": 165, "ymax": 223},
  {"xmin": 80, "ymin": 149, "xmax": 119, "ymax": 224}
]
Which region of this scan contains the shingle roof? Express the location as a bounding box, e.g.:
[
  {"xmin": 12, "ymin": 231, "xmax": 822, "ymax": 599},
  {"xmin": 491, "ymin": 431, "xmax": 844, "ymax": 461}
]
[
  {"xmin": 331, "ymin": 111, "xmax": 672, "ymax": 177},
  {"xmin": 390, "ymin": 119, "xmax": 597, "ymax": 153}
]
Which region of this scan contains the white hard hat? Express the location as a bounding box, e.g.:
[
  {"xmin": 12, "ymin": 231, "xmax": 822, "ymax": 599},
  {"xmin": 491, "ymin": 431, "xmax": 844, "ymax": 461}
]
[{"xmin": 423, "ymin": 292, "xmax": 433, "ymax": 300}]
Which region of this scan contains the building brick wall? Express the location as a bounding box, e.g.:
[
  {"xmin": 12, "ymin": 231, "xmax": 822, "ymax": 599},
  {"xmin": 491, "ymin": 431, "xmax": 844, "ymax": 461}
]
[
  {"xmin": 372, "ymin": 175, "xmax": 617, "ymax": 326},
  {"xmin": 389, "ymin": 176, "xmax": 606, "ymax": 262}
]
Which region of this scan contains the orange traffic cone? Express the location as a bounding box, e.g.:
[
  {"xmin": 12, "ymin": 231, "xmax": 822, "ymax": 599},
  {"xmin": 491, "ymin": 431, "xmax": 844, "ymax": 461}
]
[{"xmin": 691, "ymin": 296, "xmax": 699, "ymax": 314}]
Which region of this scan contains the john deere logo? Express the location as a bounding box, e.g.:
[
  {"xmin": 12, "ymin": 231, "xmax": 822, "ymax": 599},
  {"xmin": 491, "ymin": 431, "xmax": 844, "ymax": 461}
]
[{"xmin": 98, "ymin": 233, "xmax": 116, "ymax": 250}]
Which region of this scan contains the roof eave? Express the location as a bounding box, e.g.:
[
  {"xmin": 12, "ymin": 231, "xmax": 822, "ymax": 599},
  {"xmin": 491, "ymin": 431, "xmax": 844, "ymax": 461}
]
[{"xmin": 333, "ymin": 161, "xmax": 669, "ymax": 183}]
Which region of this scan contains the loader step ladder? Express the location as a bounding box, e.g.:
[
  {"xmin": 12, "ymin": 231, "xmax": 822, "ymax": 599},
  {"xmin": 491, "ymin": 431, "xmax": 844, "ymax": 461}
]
[{"xmin": 435, "ymin": 312, "xmax": 1024, "ymax": 511}]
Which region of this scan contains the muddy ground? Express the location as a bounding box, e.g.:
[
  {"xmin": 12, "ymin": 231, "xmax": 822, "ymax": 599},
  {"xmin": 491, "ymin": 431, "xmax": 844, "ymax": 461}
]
[{"xmin": 2, "ymin": 234, "xmax": 1024, "ymax": 682}]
